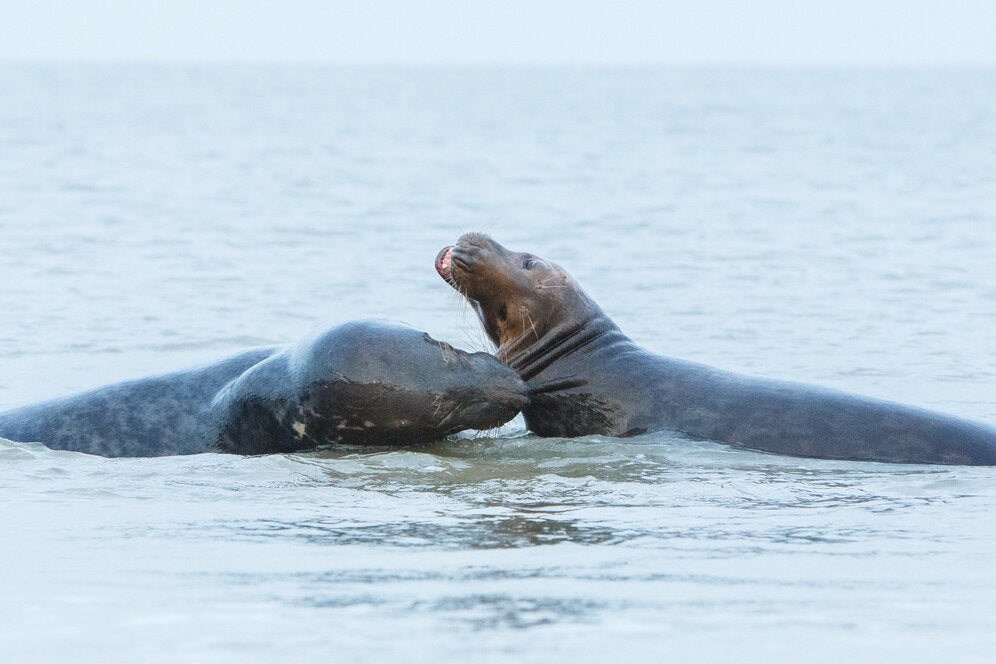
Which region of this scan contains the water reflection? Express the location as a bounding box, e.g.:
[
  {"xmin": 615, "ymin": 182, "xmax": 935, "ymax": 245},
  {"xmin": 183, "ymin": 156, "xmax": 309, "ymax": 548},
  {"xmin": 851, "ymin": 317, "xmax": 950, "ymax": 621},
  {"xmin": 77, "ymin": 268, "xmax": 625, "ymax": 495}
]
[
  {"xmin": 411, "ymin": 595, "xmax": 604, "ymax": 630},
  {"xmin": 209, "ymin": 513, "xmax": 620, "ymax": 548},
  {"xmin": 293, "ymin": 593, "xmax": 605, "ymax": 629}
]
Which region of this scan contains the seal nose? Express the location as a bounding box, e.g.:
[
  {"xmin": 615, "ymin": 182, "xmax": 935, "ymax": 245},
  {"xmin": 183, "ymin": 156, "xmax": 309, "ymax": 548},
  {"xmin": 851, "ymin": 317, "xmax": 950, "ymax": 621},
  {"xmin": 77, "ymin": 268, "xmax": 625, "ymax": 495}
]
[
  {"xmin": 495, "ymin": 372, "xmax": 530, "ymax": 411},
  {"xmin": 455, "ymin": 358, "xmax": 529, "ymax": 429},
  {"xmin": 435, "ymin": 246, "xmax": 453, "ymax": 280}
]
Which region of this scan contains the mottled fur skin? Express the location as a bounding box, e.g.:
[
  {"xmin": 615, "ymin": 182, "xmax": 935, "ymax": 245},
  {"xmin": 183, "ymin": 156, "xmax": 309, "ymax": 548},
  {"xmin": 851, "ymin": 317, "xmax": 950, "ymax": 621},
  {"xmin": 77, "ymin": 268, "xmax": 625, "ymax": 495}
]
[
  {"xmin": 0, "ymin": 321, "xmax": 528, "ymax": 457},
  {"xmin": 0, "ymin": 348, "xmax": 274, "ymax": 457},
  {"xmin": 440, "ymin": 234, "xmax": 996, "ymax": 466}
]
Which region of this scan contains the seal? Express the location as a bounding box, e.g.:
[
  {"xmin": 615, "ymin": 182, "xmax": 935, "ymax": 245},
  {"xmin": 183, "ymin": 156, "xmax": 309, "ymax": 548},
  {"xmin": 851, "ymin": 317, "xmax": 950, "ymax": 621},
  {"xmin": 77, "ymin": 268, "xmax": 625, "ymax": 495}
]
[
  {"xmin": 436, "ymin": 233, "xmax": 996, "ymax": 465},
  {"xmin": 0, "ymin": 320, "xmax": 529, "ymax": 457}
]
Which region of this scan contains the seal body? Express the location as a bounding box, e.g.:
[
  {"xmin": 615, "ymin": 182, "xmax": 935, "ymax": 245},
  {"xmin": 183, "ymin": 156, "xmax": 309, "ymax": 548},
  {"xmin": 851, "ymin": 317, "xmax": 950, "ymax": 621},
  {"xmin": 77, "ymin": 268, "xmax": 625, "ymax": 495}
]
[
  {"xmin": 437, "ymin": 233, "xmax": 996, "ymax": 465},
  {"xmin": 0, "ymin": 321, "xmax": 528, "ymax": 457}
]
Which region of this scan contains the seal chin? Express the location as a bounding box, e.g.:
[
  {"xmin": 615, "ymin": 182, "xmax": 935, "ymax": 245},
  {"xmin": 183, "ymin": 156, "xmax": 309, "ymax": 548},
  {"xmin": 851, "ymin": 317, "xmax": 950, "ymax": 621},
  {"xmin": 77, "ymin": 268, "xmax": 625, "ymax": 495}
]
[
  {"xmin": 453, "ymin": 368, "xmax": 529, "ymax": 431},
  {"xmin": 460, "ymin": 398, "xmax": 526, "ymax": 431},
  {"xmin": 435, "ymin": 246, "xmax": 453, "ymax": 280}
]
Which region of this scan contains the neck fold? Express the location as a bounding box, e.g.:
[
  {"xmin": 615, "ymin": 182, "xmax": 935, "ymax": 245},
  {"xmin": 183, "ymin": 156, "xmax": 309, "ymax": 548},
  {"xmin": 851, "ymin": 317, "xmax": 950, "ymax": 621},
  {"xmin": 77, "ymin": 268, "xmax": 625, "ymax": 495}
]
[{"xmin": 499, "ymin": 313, "xmax": 623, "ymax": 381}]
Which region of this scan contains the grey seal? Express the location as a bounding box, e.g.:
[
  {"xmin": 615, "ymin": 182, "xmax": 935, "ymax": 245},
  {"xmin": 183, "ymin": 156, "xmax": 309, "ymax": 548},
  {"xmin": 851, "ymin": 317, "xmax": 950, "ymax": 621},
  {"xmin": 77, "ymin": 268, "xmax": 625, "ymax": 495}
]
[
  {"xmin": 436, "ymin": 233, "xmax": 996, "ymax": 465},
  {"xmin": 0, "ymin": 320, "xmax": 528, "ymax": 457}
]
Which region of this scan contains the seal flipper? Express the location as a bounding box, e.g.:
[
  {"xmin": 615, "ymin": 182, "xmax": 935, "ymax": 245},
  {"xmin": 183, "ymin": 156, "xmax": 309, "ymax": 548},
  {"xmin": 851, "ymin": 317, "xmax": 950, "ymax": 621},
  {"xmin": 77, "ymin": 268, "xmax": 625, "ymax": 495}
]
[{"xmin": 527, "ymin": 376, "xmax": 589, "ymax": 396}]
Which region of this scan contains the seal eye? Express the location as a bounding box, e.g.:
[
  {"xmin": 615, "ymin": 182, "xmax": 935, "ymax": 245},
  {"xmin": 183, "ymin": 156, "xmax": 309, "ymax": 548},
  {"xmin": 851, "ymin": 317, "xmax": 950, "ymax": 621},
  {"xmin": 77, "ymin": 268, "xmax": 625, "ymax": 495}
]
[
  {"xmin": 522, "ymin": 259, "xmax": 537, "ymax": 270},
  {"xmin": 497, "ymin": 304, "xmax": 508, "ymax": 321}
]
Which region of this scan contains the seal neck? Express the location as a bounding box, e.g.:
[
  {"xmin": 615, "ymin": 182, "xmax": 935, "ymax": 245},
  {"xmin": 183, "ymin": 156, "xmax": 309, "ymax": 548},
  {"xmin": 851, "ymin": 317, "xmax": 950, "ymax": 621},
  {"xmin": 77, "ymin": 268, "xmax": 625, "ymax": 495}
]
[{"xmin": 499, "ymin": 313, "xmax": 625, "ymax": 382}]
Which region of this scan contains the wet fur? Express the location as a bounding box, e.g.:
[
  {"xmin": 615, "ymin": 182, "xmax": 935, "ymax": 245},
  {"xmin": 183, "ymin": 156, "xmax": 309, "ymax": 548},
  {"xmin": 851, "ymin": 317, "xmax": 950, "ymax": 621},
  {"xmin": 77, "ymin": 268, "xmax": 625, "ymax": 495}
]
[
  {"xmin": 0, "ymin": 321, "xmax": 528, "ymax": 457},
  {"xmin": 440, "ymin": 234, "xmax": 996, "ymax": 466}
]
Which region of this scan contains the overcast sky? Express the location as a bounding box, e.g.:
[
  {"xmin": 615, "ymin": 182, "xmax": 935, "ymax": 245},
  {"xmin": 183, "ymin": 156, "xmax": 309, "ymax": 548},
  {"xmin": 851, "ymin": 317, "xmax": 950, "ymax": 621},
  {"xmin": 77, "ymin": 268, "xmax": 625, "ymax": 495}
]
[{"xmin": 1, "ymin": 0, "xmax": 995, "ymax": 65}]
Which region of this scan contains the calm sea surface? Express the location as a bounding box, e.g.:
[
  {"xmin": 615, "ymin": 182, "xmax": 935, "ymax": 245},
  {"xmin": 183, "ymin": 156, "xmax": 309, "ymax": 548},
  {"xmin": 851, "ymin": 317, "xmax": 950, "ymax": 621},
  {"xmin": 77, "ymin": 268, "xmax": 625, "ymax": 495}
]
[{"xmin": 1, "ymin": 65, "xmax": 995, "ymax": 662}]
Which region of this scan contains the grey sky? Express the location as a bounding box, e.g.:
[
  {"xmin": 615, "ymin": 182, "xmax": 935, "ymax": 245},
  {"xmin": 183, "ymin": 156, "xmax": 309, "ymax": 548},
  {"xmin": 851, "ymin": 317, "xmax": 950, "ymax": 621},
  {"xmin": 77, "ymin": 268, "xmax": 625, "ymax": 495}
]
[{"xmin": 2, "ymin": 0, "xmax": 995, "ymax": 65}]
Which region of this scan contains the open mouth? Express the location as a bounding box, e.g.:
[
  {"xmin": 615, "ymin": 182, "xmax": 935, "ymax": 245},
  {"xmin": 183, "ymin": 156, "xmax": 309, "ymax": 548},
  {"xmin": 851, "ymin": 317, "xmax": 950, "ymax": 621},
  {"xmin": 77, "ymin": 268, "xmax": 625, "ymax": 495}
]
[{"xmin": 435, "ymin": 246, "xmax": 453, "ymax": 280}]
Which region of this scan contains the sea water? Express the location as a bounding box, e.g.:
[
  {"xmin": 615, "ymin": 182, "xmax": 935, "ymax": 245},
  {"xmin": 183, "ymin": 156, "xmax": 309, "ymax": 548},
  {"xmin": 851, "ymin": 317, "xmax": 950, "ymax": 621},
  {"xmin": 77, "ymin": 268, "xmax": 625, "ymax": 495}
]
[{"xmin": 1, "ymin": 65, "xmax": 995, "ymax": 662}]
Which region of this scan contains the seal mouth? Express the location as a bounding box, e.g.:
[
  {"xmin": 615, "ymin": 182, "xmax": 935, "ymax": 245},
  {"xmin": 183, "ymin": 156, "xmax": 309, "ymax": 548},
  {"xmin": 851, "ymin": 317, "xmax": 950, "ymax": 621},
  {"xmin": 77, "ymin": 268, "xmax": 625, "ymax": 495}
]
[{"xmin": 435, "ymin": 246, "xmax": 453, "ymax": 281}]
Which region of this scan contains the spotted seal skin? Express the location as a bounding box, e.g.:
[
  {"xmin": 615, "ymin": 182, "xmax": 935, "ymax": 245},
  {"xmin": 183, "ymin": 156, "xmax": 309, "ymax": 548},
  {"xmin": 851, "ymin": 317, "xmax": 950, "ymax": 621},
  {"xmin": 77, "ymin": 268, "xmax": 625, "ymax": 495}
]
[
  {"xmin": 0, "ymin": 320, "xmax": 528, "ymax": 457},
  {"xmin": 436, "ymin": 233, "xmax": 996, "ymax": 465}
]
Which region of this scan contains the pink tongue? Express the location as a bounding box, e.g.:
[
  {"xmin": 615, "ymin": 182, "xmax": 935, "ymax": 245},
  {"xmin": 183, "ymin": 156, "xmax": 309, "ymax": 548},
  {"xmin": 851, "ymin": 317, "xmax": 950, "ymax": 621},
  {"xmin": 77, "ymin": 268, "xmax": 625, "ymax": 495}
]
[{"xmin": 435, "ymin": 246, "xmax": 453, "ymax": 279}]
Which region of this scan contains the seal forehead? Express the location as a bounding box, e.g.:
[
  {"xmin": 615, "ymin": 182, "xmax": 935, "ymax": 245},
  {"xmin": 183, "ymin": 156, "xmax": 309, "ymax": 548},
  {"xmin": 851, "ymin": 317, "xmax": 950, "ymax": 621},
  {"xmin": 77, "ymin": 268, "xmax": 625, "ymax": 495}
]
[
  {"xmin": 456, "ymin": 232, "xmax": 500, "ymax": 248},
  {"xmin": 454, "ymin": 234, "xmax": 556, "ymax": 276}
]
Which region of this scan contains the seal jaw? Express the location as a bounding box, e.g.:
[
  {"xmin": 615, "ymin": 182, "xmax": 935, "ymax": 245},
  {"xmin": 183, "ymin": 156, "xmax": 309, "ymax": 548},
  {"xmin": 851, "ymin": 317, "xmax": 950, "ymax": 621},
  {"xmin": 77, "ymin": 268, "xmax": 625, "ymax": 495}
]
[
  {"xmin": 437, "ymin": 237, "xmax": 501, "ymax": 299},
  {"xmin": 453, "ymin": 374, "xmax": 530, "ymax": 431},
  {"xmin": 435, "ymin": 246, "xmax": 453, "ymax": 280}
]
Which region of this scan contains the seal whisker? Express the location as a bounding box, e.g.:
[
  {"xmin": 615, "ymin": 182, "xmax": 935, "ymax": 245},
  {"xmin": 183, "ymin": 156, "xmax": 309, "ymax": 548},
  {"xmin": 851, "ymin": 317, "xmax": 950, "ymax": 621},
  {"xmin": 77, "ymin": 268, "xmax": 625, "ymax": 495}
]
[
  {"xmin": 536, "ymin": 276, "xmax": 567, "ymax": 289},
  {"xmin": 523, "ymin": 308, "xmax": 540, "ymax": 342},
  {"xmin": 451, "ymin": 289, "xmax": 492, "ymax": 355}
]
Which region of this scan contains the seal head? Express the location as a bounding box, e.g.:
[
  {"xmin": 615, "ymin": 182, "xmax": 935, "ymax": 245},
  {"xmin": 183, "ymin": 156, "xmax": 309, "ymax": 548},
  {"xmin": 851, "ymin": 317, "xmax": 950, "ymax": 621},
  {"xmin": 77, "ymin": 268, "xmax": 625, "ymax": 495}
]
[
  {"xmin": 436, "ymin": 233, "xmax": 613, "ymax": 371},
  {"xmin": 215, "ymin": 321, "xmax": 530, "ymax": 453}
]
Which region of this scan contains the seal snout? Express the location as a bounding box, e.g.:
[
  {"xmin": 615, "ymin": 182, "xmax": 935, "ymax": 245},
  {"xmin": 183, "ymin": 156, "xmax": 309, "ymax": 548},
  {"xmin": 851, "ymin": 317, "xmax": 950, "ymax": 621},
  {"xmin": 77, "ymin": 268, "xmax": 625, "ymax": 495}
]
[
  {"xmin": 435, "ymin": 246, "xmax": 453, "ymax": 280},
  {"xmin": 494, "ymin": 371, "xmax": 530, "ymax": 412},
  {"xmin": 476, "ymin": 374, "xmax": 529, "ymax": 428}
]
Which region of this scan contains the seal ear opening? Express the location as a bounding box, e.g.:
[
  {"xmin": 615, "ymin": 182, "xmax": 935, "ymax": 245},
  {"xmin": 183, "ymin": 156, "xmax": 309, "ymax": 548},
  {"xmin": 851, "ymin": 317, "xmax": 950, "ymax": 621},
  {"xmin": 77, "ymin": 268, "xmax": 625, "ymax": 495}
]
[{"xmin": 498, "ymin": 304, "xmax": 508, "ymax": 322}]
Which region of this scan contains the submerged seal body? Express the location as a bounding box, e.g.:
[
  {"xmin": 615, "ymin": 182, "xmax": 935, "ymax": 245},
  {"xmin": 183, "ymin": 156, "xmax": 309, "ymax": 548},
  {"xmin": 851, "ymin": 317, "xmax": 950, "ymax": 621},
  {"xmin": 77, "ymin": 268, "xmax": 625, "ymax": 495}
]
[
  {"xmin": 0, "ymin": 320, "xmax": 528, "ymax": 457},
  {"xmin": 436, "ymin": 233, "xmax": 996, "ymax": 465}
]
